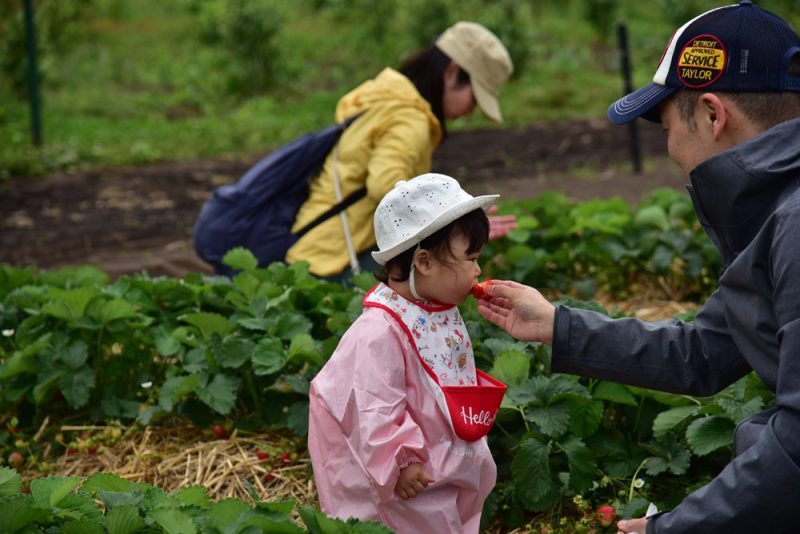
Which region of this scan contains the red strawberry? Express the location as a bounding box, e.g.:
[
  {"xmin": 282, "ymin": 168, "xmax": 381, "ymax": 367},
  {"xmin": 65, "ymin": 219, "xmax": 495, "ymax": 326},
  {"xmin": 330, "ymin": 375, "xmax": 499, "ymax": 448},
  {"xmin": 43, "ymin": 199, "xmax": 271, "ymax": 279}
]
[
  {"xmin": 8, "ymin": 451, "xmax": 24, "ymax": 468},
  {"xmin": 596, "ymin": 504, "xmax": 616, "ymax": 527},
  {"xmin": 256, "ymin": 450, "xmax": 269, "ymax": 461},
  {"xmin": 278, "ymin": 452, "xmax": 291, "ymax": 465},
  {"xmin": 470, "ymin": 280, "xmax": 493, "ymax": 299},
  {"xmin": 212, "ymin": 425, "xmax": 226, "ymax": 439}
]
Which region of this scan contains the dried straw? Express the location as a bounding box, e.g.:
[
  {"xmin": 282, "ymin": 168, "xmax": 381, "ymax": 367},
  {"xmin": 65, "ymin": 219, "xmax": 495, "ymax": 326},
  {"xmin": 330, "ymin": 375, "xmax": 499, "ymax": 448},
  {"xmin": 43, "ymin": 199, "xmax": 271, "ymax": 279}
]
[{"xmin": 27, "ymin": 423, "xmax": 317, "ymax": 507}]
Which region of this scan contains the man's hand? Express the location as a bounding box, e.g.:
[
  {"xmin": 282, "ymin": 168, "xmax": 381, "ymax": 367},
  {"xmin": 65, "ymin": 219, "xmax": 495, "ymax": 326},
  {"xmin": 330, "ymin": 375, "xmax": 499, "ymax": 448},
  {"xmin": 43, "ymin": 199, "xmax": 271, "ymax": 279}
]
[
  {"xmin": 476, "ymin": 280, "xmax": 556, "ymax": 344},
  {"xmin": 487, "ymin": 205, "xmax": 518, "ymax": 240},
  {"xmin": 617, "ymin": 517, "xmax": 647, "ymax": 534},
  {"xmin": 395, "ymin": 463, "xmax": 434, "ymax": 500}
]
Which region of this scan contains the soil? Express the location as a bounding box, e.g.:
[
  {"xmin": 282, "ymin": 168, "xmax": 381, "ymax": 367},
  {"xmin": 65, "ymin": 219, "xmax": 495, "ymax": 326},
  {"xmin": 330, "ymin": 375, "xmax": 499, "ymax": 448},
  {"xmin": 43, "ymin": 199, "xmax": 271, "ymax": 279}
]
[{"xmin": 0, "ymin": 118, "xmax": 688, "ymax": 278}]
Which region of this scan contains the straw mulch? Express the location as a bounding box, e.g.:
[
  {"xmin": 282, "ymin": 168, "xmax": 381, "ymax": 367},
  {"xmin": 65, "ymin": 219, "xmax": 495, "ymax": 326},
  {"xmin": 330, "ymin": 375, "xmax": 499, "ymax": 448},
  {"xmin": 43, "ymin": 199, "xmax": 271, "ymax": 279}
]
[{"xmin": 26, "ymin": 422, "xmax": 317, "ymax": 507}]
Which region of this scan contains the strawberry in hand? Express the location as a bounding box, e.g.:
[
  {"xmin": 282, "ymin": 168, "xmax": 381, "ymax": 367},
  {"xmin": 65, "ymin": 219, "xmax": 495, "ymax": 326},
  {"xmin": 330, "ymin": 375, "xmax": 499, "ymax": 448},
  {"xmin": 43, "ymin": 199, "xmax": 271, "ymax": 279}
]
[{"xmin": 470, "ymin": 280, "xmax": 493, "ymax": 300}]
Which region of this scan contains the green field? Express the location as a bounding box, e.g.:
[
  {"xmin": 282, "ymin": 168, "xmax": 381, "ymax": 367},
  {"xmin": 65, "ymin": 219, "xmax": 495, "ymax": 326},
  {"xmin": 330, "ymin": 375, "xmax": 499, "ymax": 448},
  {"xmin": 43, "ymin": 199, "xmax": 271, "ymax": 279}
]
[{"xmin": 7, "ymin": 0, "xmax": 795, "ymax": 178}]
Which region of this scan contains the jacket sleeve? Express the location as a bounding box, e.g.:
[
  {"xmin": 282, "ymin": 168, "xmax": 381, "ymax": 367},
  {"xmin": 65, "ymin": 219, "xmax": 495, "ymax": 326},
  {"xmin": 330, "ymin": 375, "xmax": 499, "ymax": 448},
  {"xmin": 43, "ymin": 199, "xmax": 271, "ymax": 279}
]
[
  {"xmin": 316, "ymin": 313, "xmax": 428, "ymax": 503},
  {"xmin": 363, "ymin": 106, "xmax": 435, "ymax": 202},
  {"xmin": 551, "ymin": 290, "xmax": 751, "ymax": 396},
  {"xmin": 647, "ymin": 207, "xmax": 800, "ymax": 534}
]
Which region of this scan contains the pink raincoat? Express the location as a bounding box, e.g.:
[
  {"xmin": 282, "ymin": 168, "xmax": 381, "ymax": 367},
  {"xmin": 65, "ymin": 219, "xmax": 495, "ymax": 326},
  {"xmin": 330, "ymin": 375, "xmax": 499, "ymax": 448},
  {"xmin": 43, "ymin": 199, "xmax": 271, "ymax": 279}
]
[{"xmin": 308, "ymin": 288, "xmax": 496, "ymax": 533}]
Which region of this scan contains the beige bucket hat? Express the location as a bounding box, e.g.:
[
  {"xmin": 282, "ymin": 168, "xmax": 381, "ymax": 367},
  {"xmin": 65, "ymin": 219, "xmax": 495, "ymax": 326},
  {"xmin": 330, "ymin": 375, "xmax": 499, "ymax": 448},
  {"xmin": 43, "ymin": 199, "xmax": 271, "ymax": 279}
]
[
  {"xmin": 372, "ymin": 173, "xmax": 498, "ymax": 265},
  {"xmin": 435, "ymin": 21, "xmax": 514, "ymax": 122}
]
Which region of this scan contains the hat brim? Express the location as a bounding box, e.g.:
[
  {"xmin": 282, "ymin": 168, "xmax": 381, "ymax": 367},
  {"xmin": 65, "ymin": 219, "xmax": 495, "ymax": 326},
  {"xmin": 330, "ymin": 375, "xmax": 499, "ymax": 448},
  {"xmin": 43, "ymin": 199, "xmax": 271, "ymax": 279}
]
[
  {"xmin": 472, "ymin": 78, "xmax": 503, "ymax": 123},
  {"xmin": 608, "ymin": 83, "xmax": 676, "ymax": 125},
  {"xmin": 372, "ymin": 194, "xmax": 499, "ymax": 265}
]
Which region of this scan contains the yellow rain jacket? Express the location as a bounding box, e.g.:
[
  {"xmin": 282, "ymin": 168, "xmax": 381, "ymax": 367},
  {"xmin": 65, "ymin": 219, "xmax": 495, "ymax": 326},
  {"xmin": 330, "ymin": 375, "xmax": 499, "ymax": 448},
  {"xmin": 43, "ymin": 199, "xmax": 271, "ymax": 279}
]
[{"xmin": 285, "ymin": 68, "xmax": 443, "ymax": 277}]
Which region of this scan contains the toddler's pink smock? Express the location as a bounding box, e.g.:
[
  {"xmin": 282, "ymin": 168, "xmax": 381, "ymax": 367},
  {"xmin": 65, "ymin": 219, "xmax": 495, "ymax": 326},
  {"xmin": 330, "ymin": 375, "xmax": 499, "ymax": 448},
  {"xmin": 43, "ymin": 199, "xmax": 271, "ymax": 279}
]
[{"xmin": 308, "ymin": 305, "xmax": 497, "ymax": 533}]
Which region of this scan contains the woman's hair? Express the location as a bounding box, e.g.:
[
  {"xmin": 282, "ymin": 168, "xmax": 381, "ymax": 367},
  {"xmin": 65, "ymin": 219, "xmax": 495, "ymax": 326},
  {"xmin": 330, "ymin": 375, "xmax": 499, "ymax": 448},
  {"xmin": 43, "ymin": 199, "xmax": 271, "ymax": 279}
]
[
  {"xmin": 375, "ymin": 208, "xmax": 489, "ymax": 283},
  {"xmin": 399, "ymin": 45, "xmax": 471, "ymax": 135}
]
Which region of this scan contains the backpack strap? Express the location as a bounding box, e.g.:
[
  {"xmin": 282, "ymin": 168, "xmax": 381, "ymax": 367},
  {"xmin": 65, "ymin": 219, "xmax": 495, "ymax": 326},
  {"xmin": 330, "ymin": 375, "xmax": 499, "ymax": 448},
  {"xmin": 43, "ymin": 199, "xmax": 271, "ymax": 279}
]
[
  {"xmin": 293, "ymin": 186, "xmax": 367, "ymax": 240},
  {"xmin": 292, "ymin": 113, "xmax": 366, "ymax": 241}
]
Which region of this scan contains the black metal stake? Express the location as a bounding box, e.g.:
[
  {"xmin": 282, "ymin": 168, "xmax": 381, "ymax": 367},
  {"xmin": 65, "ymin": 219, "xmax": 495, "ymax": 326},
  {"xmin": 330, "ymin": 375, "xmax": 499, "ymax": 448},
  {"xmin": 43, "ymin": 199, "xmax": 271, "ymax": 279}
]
[
  {"xmin": 23, "ymin": 0, "xmax": 42, "ymax": 146},
  {"xmin": 617, "ymin": 22, "xmax": 641, "ymax": 174}
]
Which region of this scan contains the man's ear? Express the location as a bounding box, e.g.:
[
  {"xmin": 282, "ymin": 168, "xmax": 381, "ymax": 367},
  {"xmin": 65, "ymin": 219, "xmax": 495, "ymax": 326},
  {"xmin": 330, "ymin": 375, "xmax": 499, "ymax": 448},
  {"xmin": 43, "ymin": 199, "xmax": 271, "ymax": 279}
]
[{"xmin": 699, "ymin": 93, "xmax": 728, "ymax": 141}]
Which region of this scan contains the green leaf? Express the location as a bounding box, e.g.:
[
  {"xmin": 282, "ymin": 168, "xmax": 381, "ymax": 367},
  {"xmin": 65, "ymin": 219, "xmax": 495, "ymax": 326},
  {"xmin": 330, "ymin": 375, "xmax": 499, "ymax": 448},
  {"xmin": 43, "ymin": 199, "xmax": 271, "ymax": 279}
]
[
  {"xmin": 175, "ymin": 485, "xmax": 211, "ymax": 508},
  {"xmin": 61, "ymin": 520, "xmax": 105, "ymax": 534},
  {"xmin": 30, "ymin": 476, "xmax": 82, "ymax": 507},
  {"xmin": 567, "ymin": 398, "xmax": 604, "ymax": 438},
  {"xmin": 58, "ymin": 492, "xmax": 104, "ymax": 521},
  {"xmin": 0, "ymin": 495, "xmax": 40, "ymax": 532},
  {"xmin": 592, "ymin": 381, "xmax": 638, "ymax": 406},
  {"xmin": 617, "ymin": 497, "xmax": 650, "ymax": 519},
  {"xmin": 93, "ymin": 298, "xmax": 138, "ymax": 325},
  {"xmin": 252, "ymin": 338, "xmax": 287, "ymax": 376},
  {"xmin": 82, "ymin": 473, "xmax": 136, "ymax": 495},
  {"xmin": 288, "ymin": 333, "xmax": 321, "ymax": 366},
  {"xmin": 635, "ymin": 205, "xmax": 669, "ymax": 230},
  {"xmin": 525, "ymin": 402, "xmax": 571, "ymax": 438},
  {"xmin": 159, "ymin": 374, "xmax": 201, "ymax": 412},
  {"xmin": 208, "ymin": 498, "xmax": 251, "ymax": 531},
  {"xmin": 511, "ymin": 438, "xmax": 553, "ymax": 503},
  {"xmin": 275, "ymin": 313, "xmax": 312, "ymax": 340},
  {"xmin": 645, "ymin": 440, "xmax": 691, "ymax": 476},
  {"xmin": 42, "ymin": 287, "xmax": 99, "ymax": 322},
  {"xmin": 196, "ymin": 374, "xmax": 239, "ymax": 415},
  {"xmin": 0, "ymin": 350, "xmax": 36, "ymax": 379},
  {"xmin": 545, "ymin": 375, "xmax": 591, "ymax": 401},
  {"xmin": 652, "ymin": 405, "xmax": 701, "ymax": 438},
  {"xmin": 287, "ymin": 401, "xmax": 309, "ymax": 436},
  {"xmin": 59, "ymin": 339, "xmax": 89, "ymax": 370},
  {"xmin": 181, "ymin": 312, "xmax": 233, "ymax": 340},
  {"xmin": 154, "ymin": 327, "xmax": 182, "ymax": 357},
  {"xmin": 717, "ymin": 396, "xmax": 765, "ymax": 423},
  {"xmin": 0, "ymin": 467, "xmax": 22, "ymax": 496},
  {"xmin": 149, "ymin": 506, "xmax": 197, "ymax": 534},
  {"xmin": 106, "ymin": 504, "xmax": 148, "ymax": 534},
  {"xmin": 489, "ymin": 349, "xmax": 530, "ymax": 386},
  {"xmin": 59, "ymin": 367, "xmax": 96, "ymax": 409},
  {"xmin": 223, "ymin": 247, "xmax": 259, "ymax": 272},
  {"xmin": 559, "ymin": 436, "xmax": 596, "ymax": 492},
  {"xmin": 213, "ymin": 336, "xmax": 253, "ymax": 370},
  {"xmin": 686, "ymin": 416, "xmax": 735, "ymax": 456}
]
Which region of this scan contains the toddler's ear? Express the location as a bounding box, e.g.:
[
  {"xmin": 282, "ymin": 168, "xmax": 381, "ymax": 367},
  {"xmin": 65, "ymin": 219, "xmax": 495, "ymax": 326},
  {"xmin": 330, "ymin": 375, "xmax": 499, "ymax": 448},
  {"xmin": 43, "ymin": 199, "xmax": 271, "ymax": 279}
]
[{"xmin": 414, "ymin": 249, "xmax": 434, "ymax": 274}]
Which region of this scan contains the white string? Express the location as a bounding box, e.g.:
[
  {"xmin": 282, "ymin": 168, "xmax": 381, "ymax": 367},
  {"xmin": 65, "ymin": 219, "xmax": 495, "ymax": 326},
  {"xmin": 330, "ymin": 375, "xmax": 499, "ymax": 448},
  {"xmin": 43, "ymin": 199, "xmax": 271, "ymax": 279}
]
[
  {"xmin": 408, "ymin": 244, "xmax": 423, "ymax": 300},
  {"xmin": 332, "ymin": 144, "xmax": 360, "ymax": 274}
]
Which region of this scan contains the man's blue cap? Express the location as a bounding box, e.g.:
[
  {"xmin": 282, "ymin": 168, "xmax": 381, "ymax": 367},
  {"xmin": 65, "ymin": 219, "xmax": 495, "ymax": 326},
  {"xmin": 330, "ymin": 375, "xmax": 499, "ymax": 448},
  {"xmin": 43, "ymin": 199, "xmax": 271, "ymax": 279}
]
[{"xmin": 608, "ymin": 0, "xmax": 800, "ymax": 124}]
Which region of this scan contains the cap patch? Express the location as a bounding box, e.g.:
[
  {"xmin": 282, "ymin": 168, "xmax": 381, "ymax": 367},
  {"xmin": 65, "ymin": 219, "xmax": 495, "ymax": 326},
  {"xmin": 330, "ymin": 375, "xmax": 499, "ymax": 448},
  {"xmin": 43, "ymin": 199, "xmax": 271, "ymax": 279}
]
[{"xmin": 677, "ymin": 34, "xmax": 727, "ymax": 88}]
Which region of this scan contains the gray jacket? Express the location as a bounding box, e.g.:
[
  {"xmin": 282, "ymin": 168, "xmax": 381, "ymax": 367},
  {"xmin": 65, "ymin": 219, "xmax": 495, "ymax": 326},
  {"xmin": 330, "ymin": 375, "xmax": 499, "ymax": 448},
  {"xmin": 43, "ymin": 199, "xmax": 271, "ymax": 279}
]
[{"xmin": 551, "ymin": 118, "xmax": 800, "ymax": 533}]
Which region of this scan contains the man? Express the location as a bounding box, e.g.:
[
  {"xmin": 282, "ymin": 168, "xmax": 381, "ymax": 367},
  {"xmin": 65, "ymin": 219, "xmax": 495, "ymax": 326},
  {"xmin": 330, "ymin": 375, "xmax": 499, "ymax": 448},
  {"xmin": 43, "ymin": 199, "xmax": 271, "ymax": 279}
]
[{"xmin": 477, "ymin": 1, "xmax": 800, "ymax": 533}]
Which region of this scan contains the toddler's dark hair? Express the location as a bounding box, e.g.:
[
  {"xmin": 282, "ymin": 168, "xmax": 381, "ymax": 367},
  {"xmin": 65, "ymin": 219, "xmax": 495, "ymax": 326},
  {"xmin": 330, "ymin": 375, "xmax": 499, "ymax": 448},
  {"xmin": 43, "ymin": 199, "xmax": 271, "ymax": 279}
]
[{"xmin": 375, "ymin": 208, "xmax": 489, "ymax": 283}]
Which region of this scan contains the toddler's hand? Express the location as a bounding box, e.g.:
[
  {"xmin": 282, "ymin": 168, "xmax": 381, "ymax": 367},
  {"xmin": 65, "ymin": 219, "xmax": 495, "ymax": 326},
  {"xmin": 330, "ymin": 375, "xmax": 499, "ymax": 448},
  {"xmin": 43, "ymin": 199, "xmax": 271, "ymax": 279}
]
[{"xmin": 395, "ymin": 463, "xmax": 434, "ymax": 500}]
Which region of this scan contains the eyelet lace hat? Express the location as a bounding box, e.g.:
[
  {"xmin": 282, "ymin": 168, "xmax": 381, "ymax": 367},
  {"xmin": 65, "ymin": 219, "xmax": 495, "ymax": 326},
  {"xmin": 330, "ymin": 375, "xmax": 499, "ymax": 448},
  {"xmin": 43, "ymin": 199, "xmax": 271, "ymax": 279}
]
[{"xmin": 372, "ymin": 173, "xmax": 498, "ymax": 265}]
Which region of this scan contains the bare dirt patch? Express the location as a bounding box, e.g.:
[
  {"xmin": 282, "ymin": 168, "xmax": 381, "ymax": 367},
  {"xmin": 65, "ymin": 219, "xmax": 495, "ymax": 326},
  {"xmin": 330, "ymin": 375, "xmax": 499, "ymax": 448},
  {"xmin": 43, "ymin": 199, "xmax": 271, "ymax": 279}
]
[{"xmin": 0, "ymin": 118, "xmax": 686, "ymax": 277}]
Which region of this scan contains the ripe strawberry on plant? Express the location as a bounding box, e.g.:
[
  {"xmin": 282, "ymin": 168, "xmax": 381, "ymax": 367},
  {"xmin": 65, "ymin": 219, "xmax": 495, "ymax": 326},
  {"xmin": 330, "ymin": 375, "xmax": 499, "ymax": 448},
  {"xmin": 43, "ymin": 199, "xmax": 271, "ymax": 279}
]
[
  {"xmin": 595, "ymin": 504, "xmax": 616, "ymax": 527},
  {"xmin": 8, "ymin": 451, "xmax": 24, "ymax": 469},
  {"xmin": 255, "ymin": 450, "xmax": 269, "ymax": 461},
  {"xmin": 470, "ymin": 280, "xmax": 493, "ymax": 299},
  {"xmin": 212, "ymin": 425, "xmax": 226, "ymax": 439}
]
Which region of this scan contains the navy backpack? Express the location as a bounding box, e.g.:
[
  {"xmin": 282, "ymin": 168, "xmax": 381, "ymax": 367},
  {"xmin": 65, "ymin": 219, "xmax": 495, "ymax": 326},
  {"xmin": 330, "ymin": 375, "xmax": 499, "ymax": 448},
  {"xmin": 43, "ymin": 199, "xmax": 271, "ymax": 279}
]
[{"xmin": 193, "ymin": 115, "xmax": 364, "ymax": 275}]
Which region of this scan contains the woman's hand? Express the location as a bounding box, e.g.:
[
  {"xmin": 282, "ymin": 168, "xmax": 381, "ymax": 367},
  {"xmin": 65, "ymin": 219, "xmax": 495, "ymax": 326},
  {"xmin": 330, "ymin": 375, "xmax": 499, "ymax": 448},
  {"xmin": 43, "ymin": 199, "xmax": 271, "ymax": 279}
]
[
  {"xmin": 486, "ymin": 205, "xmax": 518, "ymax": 240},
  {"xmin": 476, "ymin": 280, "xmax": 555, "ymax": 344},
  {"xmin": 395, "ymin": 463, "xmax": 434, "ymax": 500}
]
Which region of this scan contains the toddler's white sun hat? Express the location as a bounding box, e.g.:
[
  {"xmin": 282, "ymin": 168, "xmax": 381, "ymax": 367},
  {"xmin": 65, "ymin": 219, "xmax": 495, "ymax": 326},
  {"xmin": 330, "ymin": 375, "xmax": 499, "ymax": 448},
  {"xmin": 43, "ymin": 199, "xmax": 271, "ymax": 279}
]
[{"xmin": 372, "ymin": 173, "xmax": 499, "ymax": 265}]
